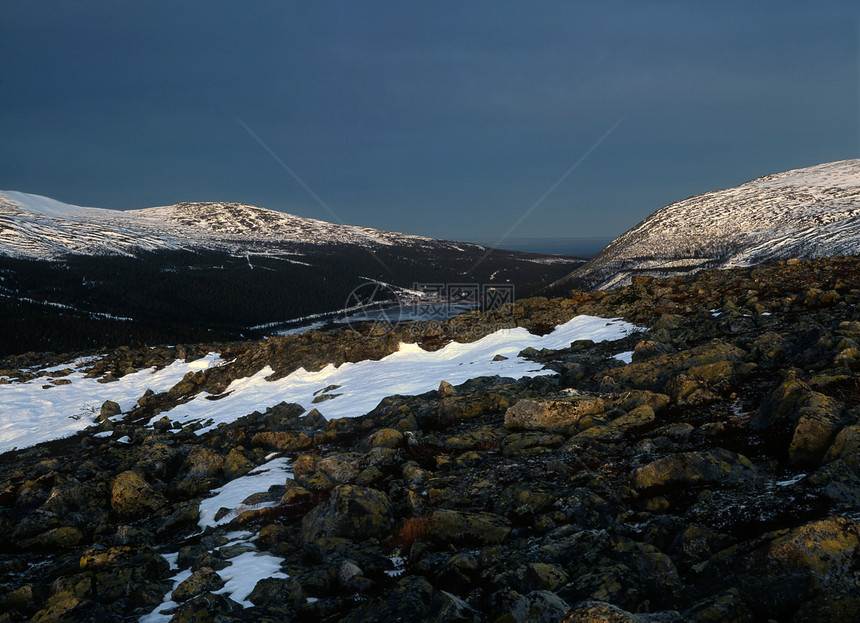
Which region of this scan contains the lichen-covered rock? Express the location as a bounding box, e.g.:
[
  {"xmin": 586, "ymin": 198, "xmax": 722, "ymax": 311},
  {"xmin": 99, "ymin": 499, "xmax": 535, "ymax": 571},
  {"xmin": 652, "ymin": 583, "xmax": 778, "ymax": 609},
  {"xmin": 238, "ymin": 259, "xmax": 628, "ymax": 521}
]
[
  {"xmin": 631, "ymin": 449, "xmax": 758, "ymax": 492},
  {"xmin": 300, "ymin": 484, "xmax": 393, "ymax": 542},
  {"xmin": 247, "ymin": 576, "xmax": 303, "ymax": 607},
  {"xmin": 110, "ymin": 470, "xmax": 167, "ymax": 518},
  {"xmin": 605, "ymin": 340, "xmax": 747, "ymax": 392},
  {"xmin": 511, "ymin": 590, "xmax": 570, "ymax": 623},
  {"xmin": 505, "ymin": 397, "xmax": 605, "ymax": 432},
  {"xmin": 703, "ymin": 516, "xmax": 860, "ymax": 620},
  {"xmin": 223, "ymin": 447, "xmax": 254, "ymax": 478},
  {"xmin": 682, "ymin": 589, "xmax": 754, "ymax": 623},
  {"xmin": 608, "ymin": 405, "xmax": 655, "ymax": 430},
  {"xmin": 99, "ymin": 400, "xmax": 121, "ymax": 421},
  {"xmin": 251, "ymin": 430, "xmax": 313, "ymax": 451},
  {"xmin": 171, "ymin": 566, "xmax": 225, "ymax": 603},
  {"xmin": 429, "ymin": 508, "xmax": 511, "ymax": 545},
  {"xmin": 180, "ymin": 445, "xmax": 224, "ymax": 478},
  {"xmin": 20, "ymin": 526, "xmax": 83, "ymax": 550},
  {"xmin": 788, "ymin": 393, "xmax": 846, "ymax": 465},
  {"xmin": 823, "ymin": 424, "xmax": 860, "ymax": 467},
  {"xmin": 358, "ymin": 428, "xmax": 404, "ymax": 451},
  {"xmin": 559, "ymin": 600, "xmax": 646, "ymax": 622}
]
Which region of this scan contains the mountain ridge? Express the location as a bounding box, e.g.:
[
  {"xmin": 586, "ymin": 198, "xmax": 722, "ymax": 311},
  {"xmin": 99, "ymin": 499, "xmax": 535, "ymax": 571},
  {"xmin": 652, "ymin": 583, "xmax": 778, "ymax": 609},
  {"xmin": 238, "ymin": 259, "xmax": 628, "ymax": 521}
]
[
  {"xmin": 0, "ymin": 191, "xmax": 486, "ymax": 260},
  {"xmin": 557, "ymin": 159, "xmax": 860, "ymax": 290}
]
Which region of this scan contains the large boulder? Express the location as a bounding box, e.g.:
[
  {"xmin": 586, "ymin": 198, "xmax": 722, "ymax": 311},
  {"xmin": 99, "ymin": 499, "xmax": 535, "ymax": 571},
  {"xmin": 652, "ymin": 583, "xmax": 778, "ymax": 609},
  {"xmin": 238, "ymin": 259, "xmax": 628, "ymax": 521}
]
[
  {"xmin": 429, "ymin": 509, "xmax": 511, "ymax": 545},
  {"xmin": 787, "ymin": 393, "xmax": 846, "ymax": 465},
  {"xmin": 505, "ymin": 398, "xmax": 605, "ymax": 433},
  {"xmin": 631, "ymin": 449, "xmax": 758, "ymax": 492},
  {"xmin": 110, "ymin": 471, "xmax": 167, "ymax": 519},
  {"xmin": 704, "ymin": 516, "xmax": 860, "ymax": 621},
  {"xmin": 604, "ymin": 340, "xmax": 747, "ymax": 392},
  {"xmin": 300, "ymin": 485, "xmax": 393, "ymax": 543}
]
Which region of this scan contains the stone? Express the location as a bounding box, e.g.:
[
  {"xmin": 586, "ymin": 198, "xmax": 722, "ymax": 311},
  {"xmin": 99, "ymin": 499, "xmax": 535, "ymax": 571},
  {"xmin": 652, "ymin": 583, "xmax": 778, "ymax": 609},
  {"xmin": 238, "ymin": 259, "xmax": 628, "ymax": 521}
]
[
  {"xmin": 171, "ymin": 567, "xmax": 225, "ymax": 603},
  {"xmin": 605, "ymin": 340, "xmax": 747, "ymax": 392},
  {"xmin": 608, "ymin": 405, "xmax": 656, "ymax": 430},
  {"xmin": 438, "ymin": 380, "xmax": 455, "ymax": 397},
  {"xmin": 223, "ymin": 448, "xmax": 254, "ymax": 478},
  {"xmin": 511, "ymin": 590, "xmax": 570, "ymax": 623},
  {"xmin": 505, "ymin": 397, "xmax": 605, "ymax": 432},
  {"xmin": 823, "ymin": 424, "xmax": 860, "ymax": 467},
  {"xmin": 247, "ymin": 577, "xmax": 303, "ymax": 607},
  {"xmin": 181, "ymin": 446, "xmax": 224, "ymax": 478},
  {"xmin": 300, "ymin": 485, "xmax": 393, "ymax": 542},
  {"xmin": 429, "ymin": 509, "xmax": 511, "ymax": 545},
  {"xmin": 559, "ymin": 600, "xmax": 644, "ymax": 622},
  {"xmin": 750, "ymin": 371, "xmax": 808, "ymax": 430},
  {"xmin": 788, "ymin": 393, "xmax": 846, "ymax": 465},
  {"xmin": 99, "ymin": 400, "xmax": 121, "ymax": 421},
  {"xmin": 21, "ymin": 526, "xmax": 83, "ymax": 550},
  {"xmin": 524, "ymin": 562, "xmax": 569, "ymax": 591},
  {"xmin": 251, "ymin": 431, "xmax": 313, "ymax": 451},
  {"xmin": 359, "ymin": 428, "xmax": 404, "ymax": 451},
  {"xmin": 110, "ymin": 471, "xmax": 167, "ymax": 518},
  {"xmin": 631, "ymin": 449, "xmax": 758, "ymax": 492}
]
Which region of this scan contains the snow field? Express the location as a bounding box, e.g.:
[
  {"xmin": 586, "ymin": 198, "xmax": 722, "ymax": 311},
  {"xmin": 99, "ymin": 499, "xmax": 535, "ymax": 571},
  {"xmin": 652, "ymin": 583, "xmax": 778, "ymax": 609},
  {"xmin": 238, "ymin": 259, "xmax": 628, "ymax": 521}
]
[
  {"xmin": 0, "ymin": 354, "xmax": 222, "ymax": 454},
  {"xmin": 163, "ymin": 315, "xmax": 638, "ymax": 434}
]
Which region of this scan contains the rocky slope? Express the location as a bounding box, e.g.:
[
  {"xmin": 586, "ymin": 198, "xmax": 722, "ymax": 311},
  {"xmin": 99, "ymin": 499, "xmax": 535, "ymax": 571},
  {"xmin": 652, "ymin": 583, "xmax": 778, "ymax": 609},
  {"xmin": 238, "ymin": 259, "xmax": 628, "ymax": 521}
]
[
  {"xmin": 558, "ymin": 159, "xmax": 860, "ymax": 290},
  {"xmin": 2, "ymin": 256, "xmax": 860, "ymax": 622}
]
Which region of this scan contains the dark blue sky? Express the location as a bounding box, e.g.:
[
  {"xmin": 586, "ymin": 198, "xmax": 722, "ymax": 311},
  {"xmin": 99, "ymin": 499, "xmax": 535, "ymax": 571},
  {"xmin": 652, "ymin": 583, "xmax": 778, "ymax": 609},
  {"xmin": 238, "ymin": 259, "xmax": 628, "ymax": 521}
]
[{"xmin": 1, "ymin": 1, "xmax": 858, "ymax": 244}]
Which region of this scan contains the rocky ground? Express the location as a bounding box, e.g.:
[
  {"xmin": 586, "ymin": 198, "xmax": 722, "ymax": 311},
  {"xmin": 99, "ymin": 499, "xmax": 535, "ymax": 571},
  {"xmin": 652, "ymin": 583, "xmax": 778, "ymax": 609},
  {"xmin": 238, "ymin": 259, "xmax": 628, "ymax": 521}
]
[{"xmin": 2, "ymin": 256, "xmax": 860, "ymax": 622}]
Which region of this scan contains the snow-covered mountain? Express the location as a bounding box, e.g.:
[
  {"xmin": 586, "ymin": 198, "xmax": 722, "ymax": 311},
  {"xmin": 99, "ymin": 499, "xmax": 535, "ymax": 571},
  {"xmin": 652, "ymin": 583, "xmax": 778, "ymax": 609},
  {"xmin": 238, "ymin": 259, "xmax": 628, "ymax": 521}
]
[
  {"xmin": 558, "ymin": 159, "xmax": 860, "ymax": 290},
  {"xmin": 0, "ymin": 191, "xmax": 478, "ymax": 260}
]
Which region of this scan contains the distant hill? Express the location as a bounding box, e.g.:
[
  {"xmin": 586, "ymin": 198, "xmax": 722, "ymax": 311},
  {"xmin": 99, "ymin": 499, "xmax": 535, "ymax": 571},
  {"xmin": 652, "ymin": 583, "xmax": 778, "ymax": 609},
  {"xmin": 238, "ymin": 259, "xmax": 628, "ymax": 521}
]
[
  {"xmin": 554, "ymin": 159, "xmax": 860, "ymax": 290},
  {"xmin": 0, "ymin": 191, "xmax": 582, "ymax": 355}
]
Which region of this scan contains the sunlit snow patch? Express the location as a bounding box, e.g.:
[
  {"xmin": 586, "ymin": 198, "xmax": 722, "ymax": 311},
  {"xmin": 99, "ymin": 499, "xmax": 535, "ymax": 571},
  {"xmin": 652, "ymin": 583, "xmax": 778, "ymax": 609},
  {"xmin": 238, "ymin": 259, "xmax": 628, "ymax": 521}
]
[
  {"xmin": 165, "ymin": 315, "xmax": 637, "ymax": 433},
  {"xmin": 198, "ymin": 457, "xmax": 293, "ymax": 529},
  {"xmin": 214, "ymin": 549, "xmax": 289, "ymax": 606},
  {"xmin": 613, "ymin": 351, "xmax": 634, "ymax": 364},
  {"xmin": 0, "ymin": 353, "xmax": 222, "ymax": 454},
  {"xmin": 140, "ymin": 532, "xmax": 287, "ymax": 621}
]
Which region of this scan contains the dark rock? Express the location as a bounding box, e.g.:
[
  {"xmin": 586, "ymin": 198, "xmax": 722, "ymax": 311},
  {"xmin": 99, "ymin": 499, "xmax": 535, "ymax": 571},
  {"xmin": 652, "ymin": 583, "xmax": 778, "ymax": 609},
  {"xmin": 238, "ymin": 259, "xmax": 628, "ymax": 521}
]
[
  {"xmin": 99, "ymin": 400, "xmax": 121, "ymax": 421},
  {"xmin": 505, "ymin": 397, "xmax": 605, "ymax": 432},
  {"xmin": 429, "ymin": 508, "xmax": 511, "ymax": 545},
  {"xmin": 511, "ymin": 590, "xmax": 570, "ymax": 623},
  {"xmin": 631, "ymin": 448, "xmax": 758, "ymax": 492},
  {"xmin": 171, "ymin": 566, "xmax": 225, "ymax": 602},
  {"xmin": 110, "ymin": 470, "xmax": 168, "ymax": 518},
  {"xmin": 300, "ymin": 484, "xmax": 393, "ymax": 542}
]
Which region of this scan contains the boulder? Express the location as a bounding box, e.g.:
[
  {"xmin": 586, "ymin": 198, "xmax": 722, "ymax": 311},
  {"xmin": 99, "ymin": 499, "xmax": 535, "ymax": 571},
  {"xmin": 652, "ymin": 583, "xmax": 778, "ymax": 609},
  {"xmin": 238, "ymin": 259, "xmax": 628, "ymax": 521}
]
[
  {"xmin": 604, "ymin": 340, "xmax": 747, "ymax": 392},
  {"xmin": 505, "ymin": 397, "xmax": 605, "ymax": 433},
  {"xmin": 99, "ymin": 400, "xmax": 121, "ymax": 421},
  {"xmin": 358, "ymin": 428, "xmax": 404, "ymax": 451},
  {"xmin": 180, "ymin": 446, "xmax": 224, "ymax": 479},
  {"xmin": 823, "ymin": 424, "xmax": 860, "ymax": 467},
  {"xmin": 300, "ymin": 485, "xmax": 393, "ymax": 542},
  {"xmin": 788, "ymin": 393, "xmax": 846, "ymax": 465},
  {"xmin": 511, "ymin": 590, "xmax": 570, "ymax": 623},
  {"xmin": 251, "ymin": 431, "xmax": 313, "ymax": 451},
  {"xmin": 110, "ymin": 471, "xmax": 167, "ymax": 518},
  {"xmin": 171, "ymin": 567, "xmax": 225, "ymax": 603},
  {"xmin": 429, "ymin": 509, "xmax": 511, "ymax": 545},
  {"xmin": 631, "ymin": 449, "xmax": 758, "ymax": 492}
]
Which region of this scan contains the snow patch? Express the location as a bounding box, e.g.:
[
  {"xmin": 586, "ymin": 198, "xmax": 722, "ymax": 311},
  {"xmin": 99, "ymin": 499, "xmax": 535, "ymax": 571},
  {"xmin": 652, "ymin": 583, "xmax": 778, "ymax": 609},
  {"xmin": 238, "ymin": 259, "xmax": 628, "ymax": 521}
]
[{"xmin": 163, "ymin": 316, "xmax": 637, "ymax": 433}]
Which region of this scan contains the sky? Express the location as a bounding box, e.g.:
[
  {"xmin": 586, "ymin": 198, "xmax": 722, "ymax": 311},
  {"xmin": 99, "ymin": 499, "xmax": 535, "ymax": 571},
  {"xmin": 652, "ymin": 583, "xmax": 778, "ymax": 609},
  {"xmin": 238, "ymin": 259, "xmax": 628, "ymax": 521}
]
[{"xmin": 1, "ymin": 1, "xmax": 858, "ymax": 246}]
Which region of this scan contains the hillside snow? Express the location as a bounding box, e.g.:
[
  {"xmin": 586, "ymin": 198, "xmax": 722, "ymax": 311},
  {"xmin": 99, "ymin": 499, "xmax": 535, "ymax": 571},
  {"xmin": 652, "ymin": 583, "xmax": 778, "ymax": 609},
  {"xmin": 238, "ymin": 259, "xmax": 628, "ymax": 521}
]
[
  {"xmin": 0, "ymin": 191, "xmax": 480, "ymax": 260},
  {"xmin": 560, "ymin": 159, "xmax": 860, "ymax": 290}
]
